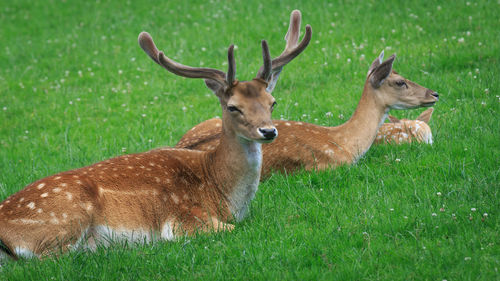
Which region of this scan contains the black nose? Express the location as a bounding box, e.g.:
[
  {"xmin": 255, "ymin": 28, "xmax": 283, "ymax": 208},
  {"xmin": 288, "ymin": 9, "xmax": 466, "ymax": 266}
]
[
  {"xmin": 259, "ymin": 128, "xmax": 277, "ymax": 140},
  {"xmin": 432, "ymin": 92, "xmax": 439, "ymax": 99}
]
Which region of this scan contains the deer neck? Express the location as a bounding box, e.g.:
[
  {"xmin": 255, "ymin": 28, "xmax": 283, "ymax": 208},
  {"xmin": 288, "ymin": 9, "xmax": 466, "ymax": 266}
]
[
  {"xmin": 332, "ymin": 84, "xmax": 388, "ymax": 161},
  {"xmin": 206, "ymin": 125, "xmax": 262, "ymax": 222}
]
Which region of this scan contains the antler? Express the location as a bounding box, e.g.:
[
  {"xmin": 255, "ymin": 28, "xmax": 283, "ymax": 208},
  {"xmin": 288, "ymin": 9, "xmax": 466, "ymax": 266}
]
[
  {"xmin": 256, "ymin": 10, "xmax": 312, "ymax": 91},
  {"xmin": 138, "ymin": 32, "xmax": 230, "ymax": 88}
]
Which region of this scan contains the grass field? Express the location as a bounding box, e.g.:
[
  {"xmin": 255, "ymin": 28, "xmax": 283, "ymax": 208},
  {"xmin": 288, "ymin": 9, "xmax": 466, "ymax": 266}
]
[{"xmin": 0, "ymin": 0, "xmax": 499, "ymax": 279}]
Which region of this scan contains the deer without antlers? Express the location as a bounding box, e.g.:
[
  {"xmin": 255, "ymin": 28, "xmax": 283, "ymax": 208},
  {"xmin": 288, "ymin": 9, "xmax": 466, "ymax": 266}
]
[
  {"xmin": 375, "ymin": 107, "xmax": 434, "ymax": 144},
  {"xmin": 0, "ymin": 10, "xmax": 311, "ymax": 260},
  {"xmin": 176, "ymin": 51, "xmax": 439, "ymax": 179}
]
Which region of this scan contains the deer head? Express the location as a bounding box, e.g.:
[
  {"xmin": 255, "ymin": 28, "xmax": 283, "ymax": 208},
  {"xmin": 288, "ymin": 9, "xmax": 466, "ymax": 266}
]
[
  {"xmin": 138, "ymin": 19, "xmax": 311, "ymax": 143},
  {"xmin": 367, "ymin": 51, "xmax": 439, "ymax": 110}
]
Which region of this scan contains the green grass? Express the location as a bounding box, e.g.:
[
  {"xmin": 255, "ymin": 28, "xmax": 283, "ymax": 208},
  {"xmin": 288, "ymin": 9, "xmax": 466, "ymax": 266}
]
[{"xmin": 1, "ymin": 0, "xmax": 499, "ymax": 279}]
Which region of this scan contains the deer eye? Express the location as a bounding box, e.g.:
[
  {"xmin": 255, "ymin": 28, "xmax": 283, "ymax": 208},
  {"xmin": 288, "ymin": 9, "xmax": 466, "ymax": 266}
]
[
  {"xmin": 227, "ymin": 105, "xmax": 242, "ymax": 114},
  {"xmin": 271, "ymin": 101, "xmax": 277, "ymax": 111},
  {"xmin": 396, "ymin": 80, "xmax": 407, "ymax": 88}
]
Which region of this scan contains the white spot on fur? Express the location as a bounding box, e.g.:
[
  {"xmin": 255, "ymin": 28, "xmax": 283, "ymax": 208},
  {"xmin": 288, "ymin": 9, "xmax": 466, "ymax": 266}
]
[
  {"xmin": 19, "ymin": 197, "xmax": 25, "ymax": 202},
  {"xmin": 161, "ymin": 220, "xmax": 175, "ymax": 240},
  {"xmin": 54, "ymin": 176, "xmax": 61, "ymax": 180},
  {"xmin": 27, "ymin": 202, "xmax": 35, "ymax": 209},
  {"xmin": 9, "ymin": 218, "xmax": 45, "ymax": 225},
  {"xmin": 40, "ymin": 193, "xmax": 48, "ymax": 198},
  {"xmin": 171, "ymin": 194, "xmax": 180, "ymax": 204},
  {"xmin": 37, "ymin": 208, "xmax": 43, "ymax": 213},
  {"xmin": 37, "ymin": 183, "xmax": 45, "ymax": 189},
  {"xmin": 53, "ymin": 187, "xmax": 62, "ymax": 193},
  {"xmin": 66, "ymin": 192, "xmax": 73, "ymax": 201},
  {"xmin": 14, "ymin": 247, "xmax": 36, "ymax": 259}
]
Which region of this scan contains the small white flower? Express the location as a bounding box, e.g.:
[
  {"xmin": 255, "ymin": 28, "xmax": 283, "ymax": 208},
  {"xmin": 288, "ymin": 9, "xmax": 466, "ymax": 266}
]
[
  {"xmin": 403, "ymin": 216, "xmax": 408, "ymax": 219},
  {"xmin": 131, "ymin": 57, "xmax": 136, "ymax": 62},
  {"xmin": 458, "ymin": 37, "xmax": 465, "ymax": 43},
  {"xmin": 432, "ymin": 213, "xmax": 437, "ymax": 217},
  {"xmin": 69, "ymin": 101, "xmax": 73, "ymax": 105},
  {"xmin": 464, "ymin": 257, "xmax": 471, "ymax": 261},
  {"xmin": 148, "ymin": 139, "xmax": 152, "ymax": 143},
  {"xmin": 118, "ymin": 70, "xmax": 123, "ymax": 75},
  {"xmin": 338, "ymin": 114, "xmax": 344, "ymax": 119},
  {"xmin": 471, "ymin": 208, "xmax": 476, "ymax": 212},
  {"xmin": 182, "ymin": 106, "xmax": 187, "ymax": 112},
  {"xmin": 395, "ymin": 158, "xmax": 401, "ymax": 162},
  {"xmin": 2, "ymin": 107, "xmax": 7, "ymax": 111},
  {"xmin": 121, "ymin": 147, "xmax": 127, "ymax": 152},
  {"xmin": 201, "ymin": 47, "xmax": 206, "ymax": 52},
  {"xmin": 389, "ymin": 208, "xmax": 394, "ymax": 211},
  {"xmin": 325, "ymin": 112, "xmax": 333, "ymax": 117},
  {"xmin": 294, "ymin": 102, "xmax": 299, "ymax": 106},
  {"xmin": 436, "ymin": 192, "xmax": 442, "ymax": 196},
  {"xmin": 141, "ymin": 113, "xmax": 146, "ymax": 117},
  {"xmin": 483, "ymin": 213, "xmax": 488, "ymax": 217}
]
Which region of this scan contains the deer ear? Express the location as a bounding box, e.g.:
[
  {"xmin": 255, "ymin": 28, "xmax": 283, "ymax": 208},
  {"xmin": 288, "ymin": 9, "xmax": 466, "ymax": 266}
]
[
  {"xmin": 370, "ymin": 54, "xmax": 395, "ymax": 88},
  {"xmin": 388, "ymin": 115, "xmax": 400, "ymax": 123},
  {"xmin": 367, "ymin": 50, "xmax": 384, "ymax": 77},
  {"xmin": 204, "ymin": 79, "xmax": 224, "ymax": 94},
  {"xmin": 416, "ymin": 107, "xmax": 434, "ymax": 123}
]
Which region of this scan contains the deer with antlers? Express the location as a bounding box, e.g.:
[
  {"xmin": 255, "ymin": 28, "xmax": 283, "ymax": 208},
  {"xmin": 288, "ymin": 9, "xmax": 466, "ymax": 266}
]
[
  {"xmin": 374, "ymin": 108, "xmax": 434, "ymax": 144},
  {"xmin": 176, "ymin": 51, "xmax": 439, "ymax": 179},
  {"xmin": 0, "ymin": 10, "xmax": 311, "ymax": 260}
]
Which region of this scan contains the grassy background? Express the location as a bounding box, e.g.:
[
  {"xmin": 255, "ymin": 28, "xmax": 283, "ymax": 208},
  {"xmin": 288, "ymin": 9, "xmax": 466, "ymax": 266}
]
[{"xmin": 0, "ymin": 0, "xmax": 499, "ymax": 279}]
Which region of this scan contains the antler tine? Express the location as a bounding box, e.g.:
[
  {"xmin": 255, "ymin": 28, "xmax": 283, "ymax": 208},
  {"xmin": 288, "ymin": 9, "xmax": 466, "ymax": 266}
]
[
  {"xmin": 259, "ymin": 40, "xmax": 272, "ymax": 81},
  {"xmin": 226, "ymin": 45, "xmax": 236, "ymax": 86},
  {"xmin": 138, "ymin": 32, "xmax": 161, "ymax": 64},
  {"xmin": 283, "ymin": 10, "xmax": 301, "ymax": 53},
  {"xmin": 139, "ymin": 31, "xmax": 228, "ymax": 87}
]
